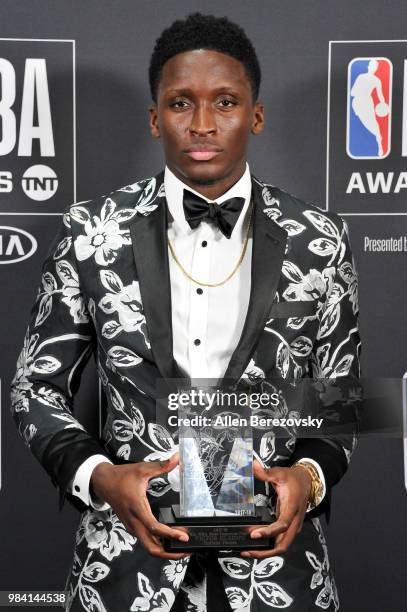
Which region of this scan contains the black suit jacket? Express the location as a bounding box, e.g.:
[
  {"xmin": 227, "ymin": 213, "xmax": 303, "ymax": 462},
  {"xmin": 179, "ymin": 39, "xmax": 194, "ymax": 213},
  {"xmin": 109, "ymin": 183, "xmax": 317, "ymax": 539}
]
[{"xmin": 10, "ymin": 169, "xmax": 361, "ymax": 607}]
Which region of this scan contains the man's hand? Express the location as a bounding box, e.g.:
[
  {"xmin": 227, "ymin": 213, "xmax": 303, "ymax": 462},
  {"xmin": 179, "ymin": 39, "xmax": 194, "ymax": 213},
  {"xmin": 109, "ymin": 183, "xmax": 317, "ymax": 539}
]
[
  {"xmin": 90, "ymin": 452, "xmax": 190, "ymax": 560},
  {"xmin": 240, "ymin": 460, "xmax": 312, "ymax": 559}
]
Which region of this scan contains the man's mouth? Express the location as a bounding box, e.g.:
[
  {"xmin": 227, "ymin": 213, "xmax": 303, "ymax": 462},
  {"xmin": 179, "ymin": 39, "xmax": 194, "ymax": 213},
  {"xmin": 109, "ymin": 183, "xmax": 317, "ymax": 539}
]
[
  {"xmin": 184, "ymin": 145, "xmax": 223, "ymax": 161},
  {"xmin": 186, "ymin": 150, "xmax": 221, "ymax": 161}
]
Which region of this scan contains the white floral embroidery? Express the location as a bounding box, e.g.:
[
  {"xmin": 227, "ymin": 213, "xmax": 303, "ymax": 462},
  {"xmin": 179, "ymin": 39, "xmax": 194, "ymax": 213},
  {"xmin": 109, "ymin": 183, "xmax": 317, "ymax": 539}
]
[
  {"xmin": 31, "ymin": 387, "xmax": 72, "ymax": 410},
  {"xmin": 338, "ymin": 261, "xmax": 358, "ymax": 315},
  {"xmin": 240, "ymin": 358, "xmax": 266, "ymax": 385},
  {"xmin": 302, "ymin": 210, "xmax": 342, "ymax": 265},
  {"xmin": 10, "ymin": 330, "xmax": 35, "ymax": 412},
  {"xmin": 261, "ymin": 186, "xmax": 307, "ymax": 236},
  {"xmin": 306, "ymin": 518, "xmax": 339, "ymax": 610},
  {"xmin": 34, "ymin": 259, "xmax": 89, "ymax": 327},
  {"xmin": 262, "ymin": 186, "xmax": 280, "ymax": 208},
  {"xmin": 22, "ymin": 424, "xmax": 37, "ymax": 445},
  {"xmin": 118, "ymin": 176, "xmax": 160, "ymax": 208},
  {"xmin": 98, "ymin": 269, "xmax": 149, "ymax": 345},
  {"xmin": 282, "ymin": 263, "xmax": 334, "ymax": 304},
  {"xmin": 278, "ymin": 219, "xmax": 306, "ymax": 236},
  {"xmin": 79, "ymin": 509, "xmax": 137, "ymax": 562},
  {"xmin": 10, "ymin": 331, "xmax": 62, "ymax": 414},
  {"xmin": 272, "ymin": 333, "xmax": 312, "ymax": 379},
  {"xmin": 221, "ymin": 556, "xmax": 293, "ymax": 609},
  {"xmin": 162, "ymin": 560, "xmax": 188, "ymax": 589},
  {"xmin": 263, "ymin": 207, "xmax": 283, "ymax": 222},
  {"xmin": 67, "ymin": 509, "xmax": 138, "ymax": 612},
  {"xmin": 107, "ymin": 385, "xmax": 178, "ymax": 493},
  {"xmin": 130, "ymin": 572, "xmax": 177, "ymax": 612},
  {"xmin": 73, "ymin": 196, "xmax": 136, "ymax": 265},
  {"xmin": 311, "ymin": 342, "xmax": 355, "ymax": 378},
  {"xmin": 58, "ymin": 260, "xmax": 90, "ymax": 323},
  {"xmin": 105, "ymin": 345, "xmax": 143, "ymax": 370}
]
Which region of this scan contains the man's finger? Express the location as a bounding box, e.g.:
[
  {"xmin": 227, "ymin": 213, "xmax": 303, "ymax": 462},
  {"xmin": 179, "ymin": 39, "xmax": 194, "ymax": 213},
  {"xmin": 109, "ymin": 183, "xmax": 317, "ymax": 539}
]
[
  {"xmin": 274, "ymin": 513, "xmax": 302, "ymax": 550},
  {"xmin": 253, "ymin": 461, "xmax": 288, "ymax": 486},
  {"xmin": 249, "ymin": 490, "xmax": 297, "ymax": 540},
  {"xmin": 131, "ymin": 513, "xmax": 189, "ymax": 542},
  {"xmin": 248, "ymin": 515, "xmax": 290, "ymax": 540},
  {"xmin": 139, "ymin": 452, "xmax": 179, "ymax": 478},
  {"xmin": 242, "ymin": 514, "xmax": 302, "ymax": 559},
  {"xmin": 135, "ymin": 520, "xmax": 191, "ymax": 560},
  {"xmin": 253, "ymin": 460, "xmax": 283, "ymax": 483},
  {"xmin": 128, "ymin": 496, "xmax": 189, "ymax": 542},
  {"xmin": 252, "ymin": 459, "xmax": 269, "ymax": 482}
]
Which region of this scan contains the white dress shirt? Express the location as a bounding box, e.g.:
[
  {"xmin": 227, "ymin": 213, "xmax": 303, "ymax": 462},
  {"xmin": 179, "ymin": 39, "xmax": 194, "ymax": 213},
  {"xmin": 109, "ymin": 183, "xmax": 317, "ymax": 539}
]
[{"xmin": 69, "ymin": 163, "xmax": 326, "ymax": 511}]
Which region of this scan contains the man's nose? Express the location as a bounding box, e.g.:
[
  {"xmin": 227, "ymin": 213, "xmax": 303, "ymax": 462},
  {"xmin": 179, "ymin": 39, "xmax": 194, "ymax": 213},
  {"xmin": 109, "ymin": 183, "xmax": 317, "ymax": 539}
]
[{"xmin": 189, "ymin": 103, "xmax": 216, "ymax": 135}]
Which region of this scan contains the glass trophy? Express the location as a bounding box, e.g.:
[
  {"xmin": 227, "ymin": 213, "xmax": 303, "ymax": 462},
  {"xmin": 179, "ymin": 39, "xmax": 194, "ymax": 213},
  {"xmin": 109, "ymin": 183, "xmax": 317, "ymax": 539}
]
[{"xmin": 159, "ymin": 385, "xmax": 274, "ymax": 551}]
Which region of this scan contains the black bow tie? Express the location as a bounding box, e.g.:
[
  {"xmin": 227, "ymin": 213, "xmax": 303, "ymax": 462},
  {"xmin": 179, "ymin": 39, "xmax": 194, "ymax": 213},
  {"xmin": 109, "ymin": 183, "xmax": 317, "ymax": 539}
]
[{"xmin": 182, "ymin": 188, "xmax": 245, "ymax": 239}]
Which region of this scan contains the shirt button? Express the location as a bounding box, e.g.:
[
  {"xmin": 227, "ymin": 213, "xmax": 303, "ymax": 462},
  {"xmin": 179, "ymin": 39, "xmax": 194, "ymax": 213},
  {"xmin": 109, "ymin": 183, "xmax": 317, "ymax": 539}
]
[
  {"xmin": 196, "ymin": 288, "xmax": 203, "ymax": 295},
  {"xmin": 74, "ymin": 485, "xmax": 80, "ymax": 492},
  {"xmin": 201, "ymin": 240, "xmax": 207, "ymax": 247},
  {"xmin": 194, "ymin": 339, "xmax": 201, "ymax": 346}
]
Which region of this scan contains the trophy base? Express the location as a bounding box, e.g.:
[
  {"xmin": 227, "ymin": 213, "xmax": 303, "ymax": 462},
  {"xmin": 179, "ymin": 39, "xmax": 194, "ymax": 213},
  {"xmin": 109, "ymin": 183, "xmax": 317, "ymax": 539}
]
[{"xmin": 159, "ymin": 505, "xmax": 274, "ymax": 552}]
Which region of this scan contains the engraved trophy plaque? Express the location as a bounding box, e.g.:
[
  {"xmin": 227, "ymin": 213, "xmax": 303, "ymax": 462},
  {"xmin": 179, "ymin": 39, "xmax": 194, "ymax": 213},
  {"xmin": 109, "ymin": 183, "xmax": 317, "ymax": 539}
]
[{"xmin": 159, "ymin": 386, "xmax": 274, "ymax": 552}]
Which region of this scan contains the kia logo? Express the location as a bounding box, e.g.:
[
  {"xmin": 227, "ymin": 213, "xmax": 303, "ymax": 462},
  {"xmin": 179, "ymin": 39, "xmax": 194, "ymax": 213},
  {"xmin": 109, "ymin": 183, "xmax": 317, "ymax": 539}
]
[{"xmin": 0, "ymin": 226, "xmax": 37, "ymax": 264}]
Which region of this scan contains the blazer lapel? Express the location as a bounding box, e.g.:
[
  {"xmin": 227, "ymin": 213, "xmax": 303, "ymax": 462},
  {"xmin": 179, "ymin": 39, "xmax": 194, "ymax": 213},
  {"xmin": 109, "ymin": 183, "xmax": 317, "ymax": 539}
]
[
  {"xmin": 129, "ymin": 170, "xmax": 184, "ymax": 382},
  {"xmin": 129, "ymin": 169, "xmax": 287, "ymax": 387},
  {"xmin": 222, "ymin": 175, "xmax": 287, "ymax": 384}
]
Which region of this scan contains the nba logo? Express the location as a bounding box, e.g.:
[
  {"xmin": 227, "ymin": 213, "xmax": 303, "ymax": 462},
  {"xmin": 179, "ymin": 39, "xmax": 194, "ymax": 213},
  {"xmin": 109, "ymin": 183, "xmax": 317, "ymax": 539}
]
[{"xmin": 347, "ymin": 57, "xmax": 392, "ymax": 159}]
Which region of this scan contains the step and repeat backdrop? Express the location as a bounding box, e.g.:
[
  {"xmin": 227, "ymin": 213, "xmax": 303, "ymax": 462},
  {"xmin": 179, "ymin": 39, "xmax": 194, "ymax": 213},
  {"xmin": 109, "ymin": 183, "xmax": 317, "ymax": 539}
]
[{"xmin": 1, "ymin": 1, "xmax": 406, "ymax": 611}]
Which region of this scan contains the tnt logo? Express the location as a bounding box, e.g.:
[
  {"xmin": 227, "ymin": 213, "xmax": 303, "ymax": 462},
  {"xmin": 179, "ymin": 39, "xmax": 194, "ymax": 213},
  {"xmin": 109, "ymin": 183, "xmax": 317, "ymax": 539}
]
[
  {"xmin": 347, "ymin": 57, "xmax": 392, "ymax": 159},
  {"xmin": 21, "ymin": 164, "xmax": 58, "ymax": 201}
]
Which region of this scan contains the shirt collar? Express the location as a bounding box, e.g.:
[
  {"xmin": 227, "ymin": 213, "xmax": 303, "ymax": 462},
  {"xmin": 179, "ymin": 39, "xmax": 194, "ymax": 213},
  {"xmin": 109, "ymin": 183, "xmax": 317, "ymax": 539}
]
[{"xmin": 164, "ymin": 162, "xmax": 252, "ymax": 239}]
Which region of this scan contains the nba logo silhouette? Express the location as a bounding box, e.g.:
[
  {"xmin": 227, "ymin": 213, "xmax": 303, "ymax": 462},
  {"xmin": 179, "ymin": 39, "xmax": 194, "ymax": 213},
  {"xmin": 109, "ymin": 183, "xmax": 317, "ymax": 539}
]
[{"xmin": 347, "ymin": 57, "xmax": 392, "ymax": 159}]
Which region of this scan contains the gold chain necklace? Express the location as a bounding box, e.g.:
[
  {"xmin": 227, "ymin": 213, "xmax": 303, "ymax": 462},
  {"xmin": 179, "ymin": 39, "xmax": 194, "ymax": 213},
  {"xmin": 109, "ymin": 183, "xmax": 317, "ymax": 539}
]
[{"xmin": 167, "ymin": 199, "xmax": 254, "ymax": 288}]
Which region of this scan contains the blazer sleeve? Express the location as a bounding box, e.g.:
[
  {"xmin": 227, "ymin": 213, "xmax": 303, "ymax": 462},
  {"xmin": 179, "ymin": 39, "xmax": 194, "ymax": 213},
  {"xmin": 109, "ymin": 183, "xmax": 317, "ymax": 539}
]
[
  {"xmin": 290, "ymin": 216, "xmax": 362, "ymax": 523},
  {"xmin": 9, "ymin": 205, "xmax": 112, "ymax": 512}
]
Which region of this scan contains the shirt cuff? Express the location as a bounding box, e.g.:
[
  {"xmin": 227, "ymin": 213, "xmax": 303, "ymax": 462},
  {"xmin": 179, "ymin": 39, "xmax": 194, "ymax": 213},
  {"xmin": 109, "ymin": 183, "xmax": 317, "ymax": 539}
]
[
  {"xmin": 70, "ymin": 454, "xmax": 113, "ymax": 511},
  {"xmin": 295, "ymin": 457, "xmax": 326, "ymax": 510}
]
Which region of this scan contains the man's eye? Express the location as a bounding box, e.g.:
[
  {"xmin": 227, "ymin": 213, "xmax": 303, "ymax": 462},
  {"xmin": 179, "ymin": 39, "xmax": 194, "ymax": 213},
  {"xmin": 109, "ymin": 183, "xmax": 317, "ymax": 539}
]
[
  {"xmin": 171, "ymin": 100, "xmax": 189, "ymax": 108},
  {"xmin": 218, "ymin": 99, "xmax": 236, "ymax": 107}
]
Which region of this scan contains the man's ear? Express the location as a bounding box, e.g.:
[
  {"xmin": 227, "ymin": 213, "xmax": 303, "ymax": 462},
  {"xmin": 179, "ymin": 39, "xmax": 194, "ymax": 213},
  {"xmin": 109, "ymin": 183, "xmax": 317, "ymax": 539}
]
[
  {"xmin": 251, "ymin": 101, "xmax": 265, "ymax": 135},
  {"xmin": 149, "ymin": 104, "xmax": 160, "ymax": 139}
]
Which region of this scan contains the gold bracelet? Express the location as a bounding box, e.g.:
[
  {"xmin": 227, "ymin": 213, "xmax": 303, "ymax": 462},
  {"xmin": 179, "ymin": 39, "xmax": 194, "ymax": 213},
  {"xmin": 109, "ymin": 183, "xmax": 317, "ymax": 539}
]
[{"xmin": 291, "ymin": 460, "xmax": 324, "ymax": 512}]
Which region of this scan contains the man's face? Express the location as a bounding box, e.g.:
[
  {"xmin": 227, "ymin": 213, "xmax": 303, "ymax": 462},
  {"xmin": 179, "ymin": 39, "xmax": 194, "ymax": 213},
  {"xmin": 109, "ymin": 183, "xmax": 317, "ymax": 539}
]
[{"xmin": 149, "ymin": 49, "xmax": 264, "ymax": 196}]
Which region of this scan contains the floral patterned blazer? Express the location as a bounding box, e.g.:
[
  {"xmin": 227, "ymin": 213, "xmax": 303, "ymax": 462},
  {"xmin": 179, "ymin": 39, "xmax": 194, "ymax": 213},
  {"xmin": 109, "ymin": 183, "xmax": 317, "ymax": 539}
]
[{"xmin": 10, "ymin": 169, "xmax": 361, "ymax": 611}]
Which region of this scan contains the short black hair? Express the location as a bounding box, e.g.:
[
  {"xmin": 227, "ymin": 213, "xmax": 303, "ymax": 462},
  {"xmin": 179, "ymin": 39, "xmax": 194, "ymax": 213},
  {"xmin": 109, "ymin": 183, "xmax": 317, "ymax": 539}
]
[{"xmin": 149, "ymin": 12, "xmax": 261, "ymax": 104}]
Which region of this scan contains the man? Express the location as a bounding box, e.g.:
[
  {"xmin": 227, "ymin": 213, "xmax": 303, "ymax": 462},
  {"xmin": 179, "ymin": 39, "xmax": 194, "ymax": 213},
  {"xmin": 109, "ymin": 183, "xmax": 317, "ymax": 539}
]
[{"xmin": 10, "ymin": 12, "xmax": 361, "ymax": 612}]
